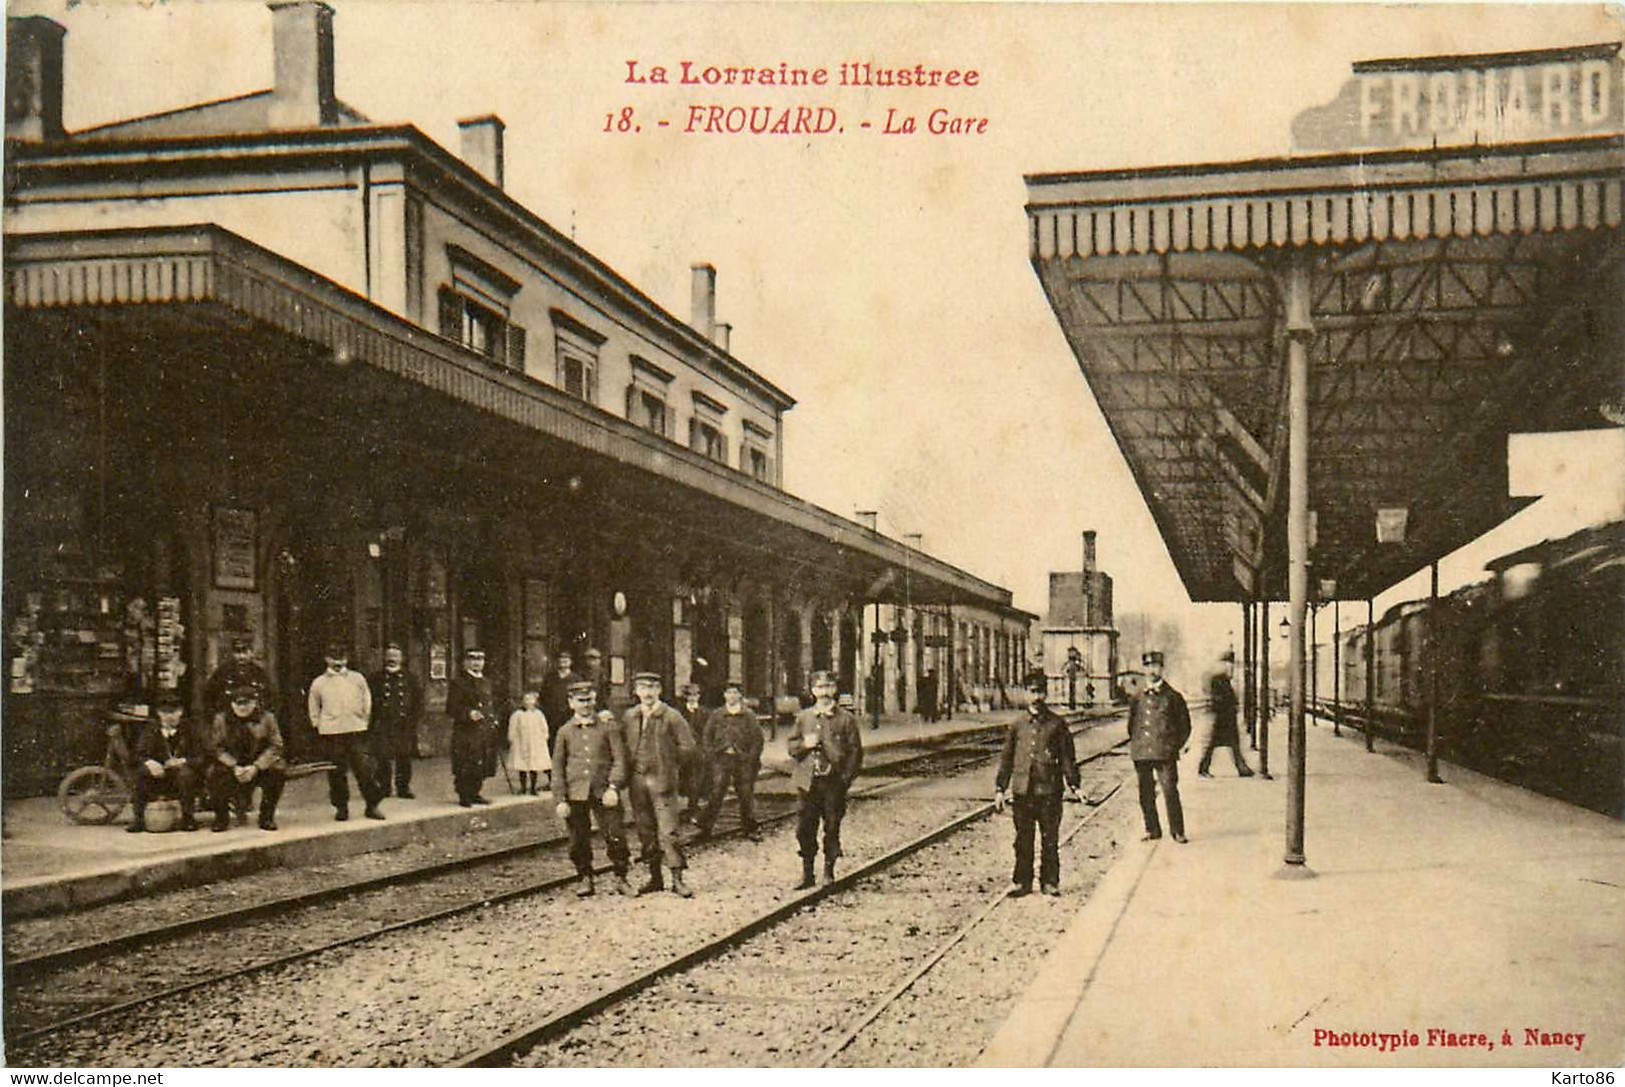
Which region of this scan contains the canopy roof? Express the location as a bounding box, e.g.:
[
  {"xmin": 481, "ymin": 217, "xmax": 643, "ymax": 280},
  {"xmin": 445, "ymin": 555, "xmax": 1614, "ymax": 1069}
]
[{"xmin": 1027, "ymin": 132, "xmax": 1623, "ymax": 602}]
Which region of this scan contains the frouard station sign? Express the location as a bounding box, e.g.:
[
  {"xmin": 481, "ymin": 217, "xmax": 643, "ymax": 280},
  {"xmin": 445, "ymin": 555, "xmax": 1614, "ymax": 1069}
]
[{"xmin": 1292, "ymin": 42, "xmax": 1623, "ymax": 152}]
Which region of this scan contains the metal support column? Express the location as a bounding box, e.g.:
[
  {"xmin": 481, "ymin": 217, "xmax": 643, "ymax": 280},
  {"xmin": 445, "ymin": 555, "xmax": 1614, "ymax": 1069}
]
[
  {"xmin": 1259, "ymin": 597, "xmax": 1271, "ymax": 779},
  {"xmin": 1310, "ymin": 603, "xmax": 1319, "ymax": 723},
  {"xmin": 1426, "ymin": 560, "xmax": 1443, "ymax": 783},
  {"xmin": 1332, "ymin": 601, "xmax": 1341, "ymax": 737},
  {"xmin": 1364, "ymin": 597, "xmax": 1376, "ymax": 753},
  {"xmin": 1242, "ymin": 601, "xmax": 1254, "ymax": 746},
  {"xmin": 1280, "ymin": 258, "xmax": 1312, "ymax": 876}
]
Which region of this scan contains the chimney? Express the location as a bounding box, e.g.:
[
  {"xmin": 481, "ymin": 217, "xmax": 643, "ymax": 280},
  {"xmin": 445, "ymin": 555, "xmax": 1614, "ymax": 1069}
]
[
  {"xmin": 690, "ymin": 263, "xmax": 716, "ymax": 341},
  {"xmin": 267, "ymin": 1, "xmax": 337, "ymax": 130},
  {"xmin": 715, "ymin": 322, "xmax": 732, "ymax": 353},
  {"xmin": 1082, "ymin": 530, "xmax": 1097, "ymax": 575},
  {"xmin": 458, "ymin": 115, "xmax": 505, "ymax": 189},
  {"xmin": 6, "ymin": 16, "xmax": 66, "ymax": 142}
]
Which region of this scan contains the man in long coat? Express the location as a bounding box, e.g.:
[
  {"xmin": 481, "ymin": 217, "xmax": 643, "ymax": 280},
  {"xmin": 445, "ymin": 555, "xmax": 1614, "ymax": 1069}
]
[
  {"xmin": 369, "ymin": 642, "xmax": 424, "ymax": 798},
  {"xmin": 789, "ymin": 670, "xmax": 864, "ymax": 888},
  {"xmin": 1199, "ymin": 651, "xmax": 1254, "ymax": 778},
  {"xmin": 622, "ymin": 671, "xmax": 697, "ymax": 897},
  {"xmin": 1128, "ymin": 650, "xmax": 1191, "ymax": 843},
  {"xmin": 446, "ymin": 647, "xmax": 496, "ymax": 807}
]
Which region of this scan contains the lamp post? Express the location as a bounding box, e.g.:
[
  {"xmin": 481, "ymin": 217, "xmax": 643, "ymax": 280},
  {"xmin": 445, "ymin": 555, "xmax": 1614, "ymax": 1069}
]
[{"xmin": 856, "ymin": 509, "xmax": 882, "ymax": 729}]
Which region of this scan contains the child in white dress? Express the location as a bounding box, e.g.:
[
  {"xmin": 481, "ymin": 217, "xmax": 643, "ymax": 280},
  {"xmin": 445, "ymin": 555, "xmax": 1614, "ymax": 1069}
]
[{"xmin": 507, "ymin": 688, "xmax": 551, "ymax": 795}]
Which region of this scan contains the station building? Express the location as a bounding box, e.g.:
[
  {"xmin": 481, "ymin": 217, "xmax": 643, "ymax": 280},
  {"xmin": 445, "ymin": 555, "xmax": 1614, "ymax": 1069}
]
[{"xmin": 1, "ymin": 4, "xmax": 1030, "ymax": 792}]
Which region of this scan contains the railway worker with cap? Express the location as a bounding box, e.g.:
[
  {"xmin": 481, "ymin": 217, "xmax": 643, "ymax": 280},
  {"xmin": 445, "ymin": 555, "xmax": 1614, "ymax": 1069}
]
[
  {"xmin": 128, "ymin": 690, "xmax": 203, "ymax": 833},
  {"xmin": 621, "ymin": 671, "xmax": 698, "ymax": 897},
  {"xmin": 206, "ymin": 682, "xmax": 286, "ymax": 832},
  {"xmin": 695, "ymin": 678, "xmax": 765, "ymax": 841},
  {"xmin": 541, "ymin": 649, "xmax": 585, "ymax": 745},
  {"xmin": 994, "ymin": 670, "xmax": 1082, "ymax": 896},
  {"xmin": 679, "ymin": 682, "xmax": 712, "ymax": 826},
  {"xmin": 308, "ymin": 643, "xmax": 385, "ymax": 822},
  {"xmin": 1199, "ymin": 650, "xmax": 1254, "ymax": 779},
  {"xmin": 551, "ymin": 679, "xmax": 633, "ymax": 896},
  {"xmin": 789, "ymin": 669, "xmax": 864, "ymax": 888},
  {"xmin": 1128, "ymin": 650, "xmax": 1192, "ymax": 843},
  {"xmin": 204, "ymin": 636, "xmax": 273, "ymax": 722},
  {"xmin": 369, "ymin": 642, "xmax": 424, "ymax": 799},
  {"xmin": 446, "ymin": 647, "xmax": 497, "ymax": 807}
]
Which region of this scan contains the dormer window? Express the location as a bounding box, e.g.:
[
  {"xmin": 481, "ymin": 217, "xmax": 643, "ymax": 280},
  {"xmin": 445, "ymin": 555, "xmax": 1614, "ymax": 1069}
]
[
  {"xmin": 689, "ymin": 390, "xmax": 729, "ymax": 465},
  {"xmin": 626, "ymin": 355, "xmax": 675, "ymax": 438},
  {"xmin": 438, "ymin": 246, "xmax": 524, "ymax": 370},
  {"xmin": 549, "ymin": 308, "xmax": 607, "ymax": 405}
]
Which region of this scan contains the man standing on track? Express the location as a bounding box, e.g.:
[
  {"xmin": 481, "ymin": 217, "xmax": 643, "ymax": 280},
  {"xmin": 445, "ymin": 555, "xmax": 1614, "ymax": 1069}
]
[
  {"xmin": 695, "ymin": 679, "xmax": 764, "ymax": 841},
  {"xmin": 788, "ymin": 670, "xmax": 863, "ymax": 888},
  {"xmin": 1128, "ymin": 650, "xmax": 1192, "ymax": 843},
  {"xmin": 551, "ymin": 679, "xmax": 632, "ymax": 896},
  {"xmin": 622, "ymin": 671, "xmax": 697, "ymax": 898},
  {"xmin": 994, "ymin": 669, "xmax": 1082, "ymax": 896}
]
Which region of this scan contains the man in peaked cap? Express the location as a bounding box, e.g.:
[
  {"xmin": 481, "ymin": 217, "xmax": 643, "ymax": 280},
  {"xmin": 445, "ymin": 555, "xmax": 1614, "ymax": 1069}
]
[
  {"xmin": 788, "ymin": 669, "xmax": 863, "ymax": 888},
  {"xmin": 204, "ymin": 635, "xmax": 273, "ymax": 721},
  {"xmin": 446, "ymin": 647, "xmax": 497, "ymax": 807},
  {"xmin": 1127, "ymin": 650, "xmax": 1192, "ymax": 843},
  {"xmin": 994, "ymin": 669, "xmax": 1082, "ymax": 896},
  {"xmin": 1200, "ymin": 650, "xmax": 1254, "ymax": 778},
  {"xmin": 679, "ymin": 682, "xmax": 712, "ymax": 826},
  {"xmin": 695, "ymin": 678, "xmax": 765, "ymax": 841},
  {"xmin": 551, "ymin": 678, "xmax": 632, "ymax": 896},
  {"xmin": 621, "ymin": 671, "xmax": 697, "ymax": 897}
]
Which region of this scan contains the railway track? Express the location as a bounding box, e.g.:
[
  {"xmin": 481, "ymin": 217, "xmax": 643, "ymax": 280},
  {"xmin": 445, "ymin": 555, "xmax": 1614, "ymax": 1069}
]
[
  {"xmin": 6, "ymin": 710, "xmax": 1120, "ymax": 1055},
  {"xmin": 453, "ymin": 732, "xmax": 1128, "ymax": 1068}
]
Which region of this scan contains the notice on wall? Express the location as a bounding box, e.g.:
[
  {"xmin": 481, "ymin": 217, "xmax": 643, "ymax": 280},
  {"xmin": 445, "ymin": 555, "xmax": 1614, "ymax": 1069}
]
[{"xmin": 211, "ymin": 506, "xmax": 257, "ymax": 591}]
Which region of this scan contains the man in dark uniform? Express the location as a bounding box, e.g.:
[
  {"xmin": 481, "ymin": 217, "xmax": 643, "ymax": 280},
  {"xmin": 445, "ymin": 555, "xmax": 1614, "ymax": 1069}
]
[
  {"xmin": 1199, "ymin": 650, "xmax": 1255, "ymax": 778},
  {"xmin": 679, "ymin": 682, "xmax": 711, "ymax": 825},
  {"xmin": 1128, "ymin": 650, "xmax": 1192, "ymax": 843},
  {"xmin": 540, "ymin": 650, "xmax": 584, "ymax": 741},
  {"xmin": 994, "ymin": 670, "xmax": 1082, "ymax": 895},
  {"xmin": 789, "ymin": 670, "xmax": 863, "ymax": 888},
  {"xmin": 621, "ymin": 671, "xmax": 697, "ymax": 897},
  {"xmin": 696, "ymin": 679, "xmax": 765, "ymax": 841},
  {"xmin": 919, "ymin": 667, "xmax": 939, "ymax": 722},
  {"xmin": 128, "ymin": 691, "xmax": 202, "ymax": 833},
  {"xmin": 446, "ymin": 647, "xmax": 496, "ymax": 807},
  {"xmin": 551, "ymin": 679, "xmax": 632, "ymax": 896},
  {"xmin": 205, "ymin": 683, "xmax": 286, "ymax": 832},
  {"xmin": 203, "ymin": 637, "xmax": 273, "ymax": 721},
  {"xmin": 369, "ymin": 642, "xmax": 424, "ymax": 799},
  {"xmin": 583, "ymin": 647, "xmax": 612, "ymax": 710}
]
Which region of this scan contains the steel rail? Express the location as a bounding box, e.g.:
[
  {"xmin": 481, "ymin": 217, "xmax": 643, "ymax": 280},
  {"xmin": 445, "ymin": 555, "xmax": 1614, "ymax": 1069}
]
[
  {"xmin": 10, "ymin": 712, "xmax": 1114, "ymax": 1050},
  {"xmin": 817, "ymin": 779, "xmax": 1127, "ymax": 1067},
  {"xmin": 6, "ymin": 715, "xmax": 1079, "ymax": 982},
  {"xmin": 448, "ymin": 736, "xmax": 1130, "ymax": 1069}
]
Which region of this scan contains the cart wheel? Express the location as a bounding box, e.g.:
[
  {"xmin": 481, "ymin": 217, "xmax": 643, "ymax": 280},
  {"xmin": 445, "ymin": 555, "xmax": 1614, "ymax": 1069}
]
[{"xmin": 58, "ymin": 765, "xmax": 129, "ymax": 825}]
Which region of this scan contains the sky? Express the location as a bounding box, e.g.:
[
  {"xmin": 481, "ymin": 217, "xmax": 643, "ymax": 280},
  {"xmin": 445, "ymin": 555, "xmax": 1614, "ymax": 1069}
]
[{"xmin": 16, "ymin": 0, "xmax": 1623, "ymax": 677}]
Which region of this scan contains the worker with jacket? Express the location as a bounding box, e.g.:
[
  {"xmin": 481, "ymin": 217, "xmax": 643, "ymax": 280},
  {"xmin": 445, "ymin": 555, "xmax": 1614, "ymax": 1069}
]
[
  {"xmin": 551, "ymin": 679, "xmax": 632, "ymax": 896},
  {"xmin": 621, "ymin": 671, "xmax": 697, "ymax": 897},
  {"xmin": 206, "ymin": 683, "xmax": 286, "ymax": 832},
  {"xmin": 1128, "ymin": 650, "xmax": 1192, "ymax": 842},
  {"xmin": 994, "ymin": 670, "xmax": 1082, "ymax": 895},
  {"xmin": 695, "ymin": 679, "xmax": 765, "ymax": 841},
  {"xmin": 788, "ymin": 670, "xmax": 863, "ymax": 888}
]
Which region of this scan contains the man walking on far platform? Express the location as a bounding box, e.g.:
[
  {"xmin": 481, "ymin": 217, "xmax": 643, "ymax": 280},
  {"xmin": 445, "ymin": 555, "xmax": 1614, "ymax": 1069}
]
[
  {"xmin": 622, "ymin": 672, "xmax": 697, "ymax": 898},
  {"xmin": 789, "ymin": 670, "xmax": 863, "ymax": 888},
  {"xmin": 994, "ymin": 669, "xmax": 1082, "ymax": 896},
  {"xmin": 1128, "ymin": 650, "xmax": 1192, "ymax": 843},
  {"xmin": 1199, "ymin": 651, "xmax": 1254, "ymax": 779}
]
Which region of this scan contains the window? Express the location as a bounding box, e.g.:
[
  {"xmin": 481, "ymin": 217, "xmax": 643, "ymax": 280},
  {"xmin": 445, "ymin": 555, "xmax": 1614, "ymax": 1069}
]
[
  {"xmin": 625, "ymin": 355, "xmax": 675, "ymax": 438},
  {"xmin": 437, "ymin": 246, "xmax": 525, "ymax": 370},
  {"xmin": 689, "ymin": 390, "xmax": 730, "ymax": 465},
  {"xmin": 742, "ymin": 419, "xmax": 775, "ymax": 483},
  {"xmin": 549, "ymin": 308, "xmax": 607, "ymax": 406}
]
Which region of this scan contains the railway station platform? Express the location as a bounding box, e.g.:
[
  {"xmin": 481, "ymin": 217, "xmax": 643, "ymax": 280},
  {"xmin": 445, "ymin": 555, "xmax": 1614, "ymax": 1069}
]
[
  {"xmin": 0, "ymin": 707, "xmax": 1064, "ymax": 919},
  {"xmin": 979, "ymin": 718, "xmax": 1625, "ymax": 1068}
]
